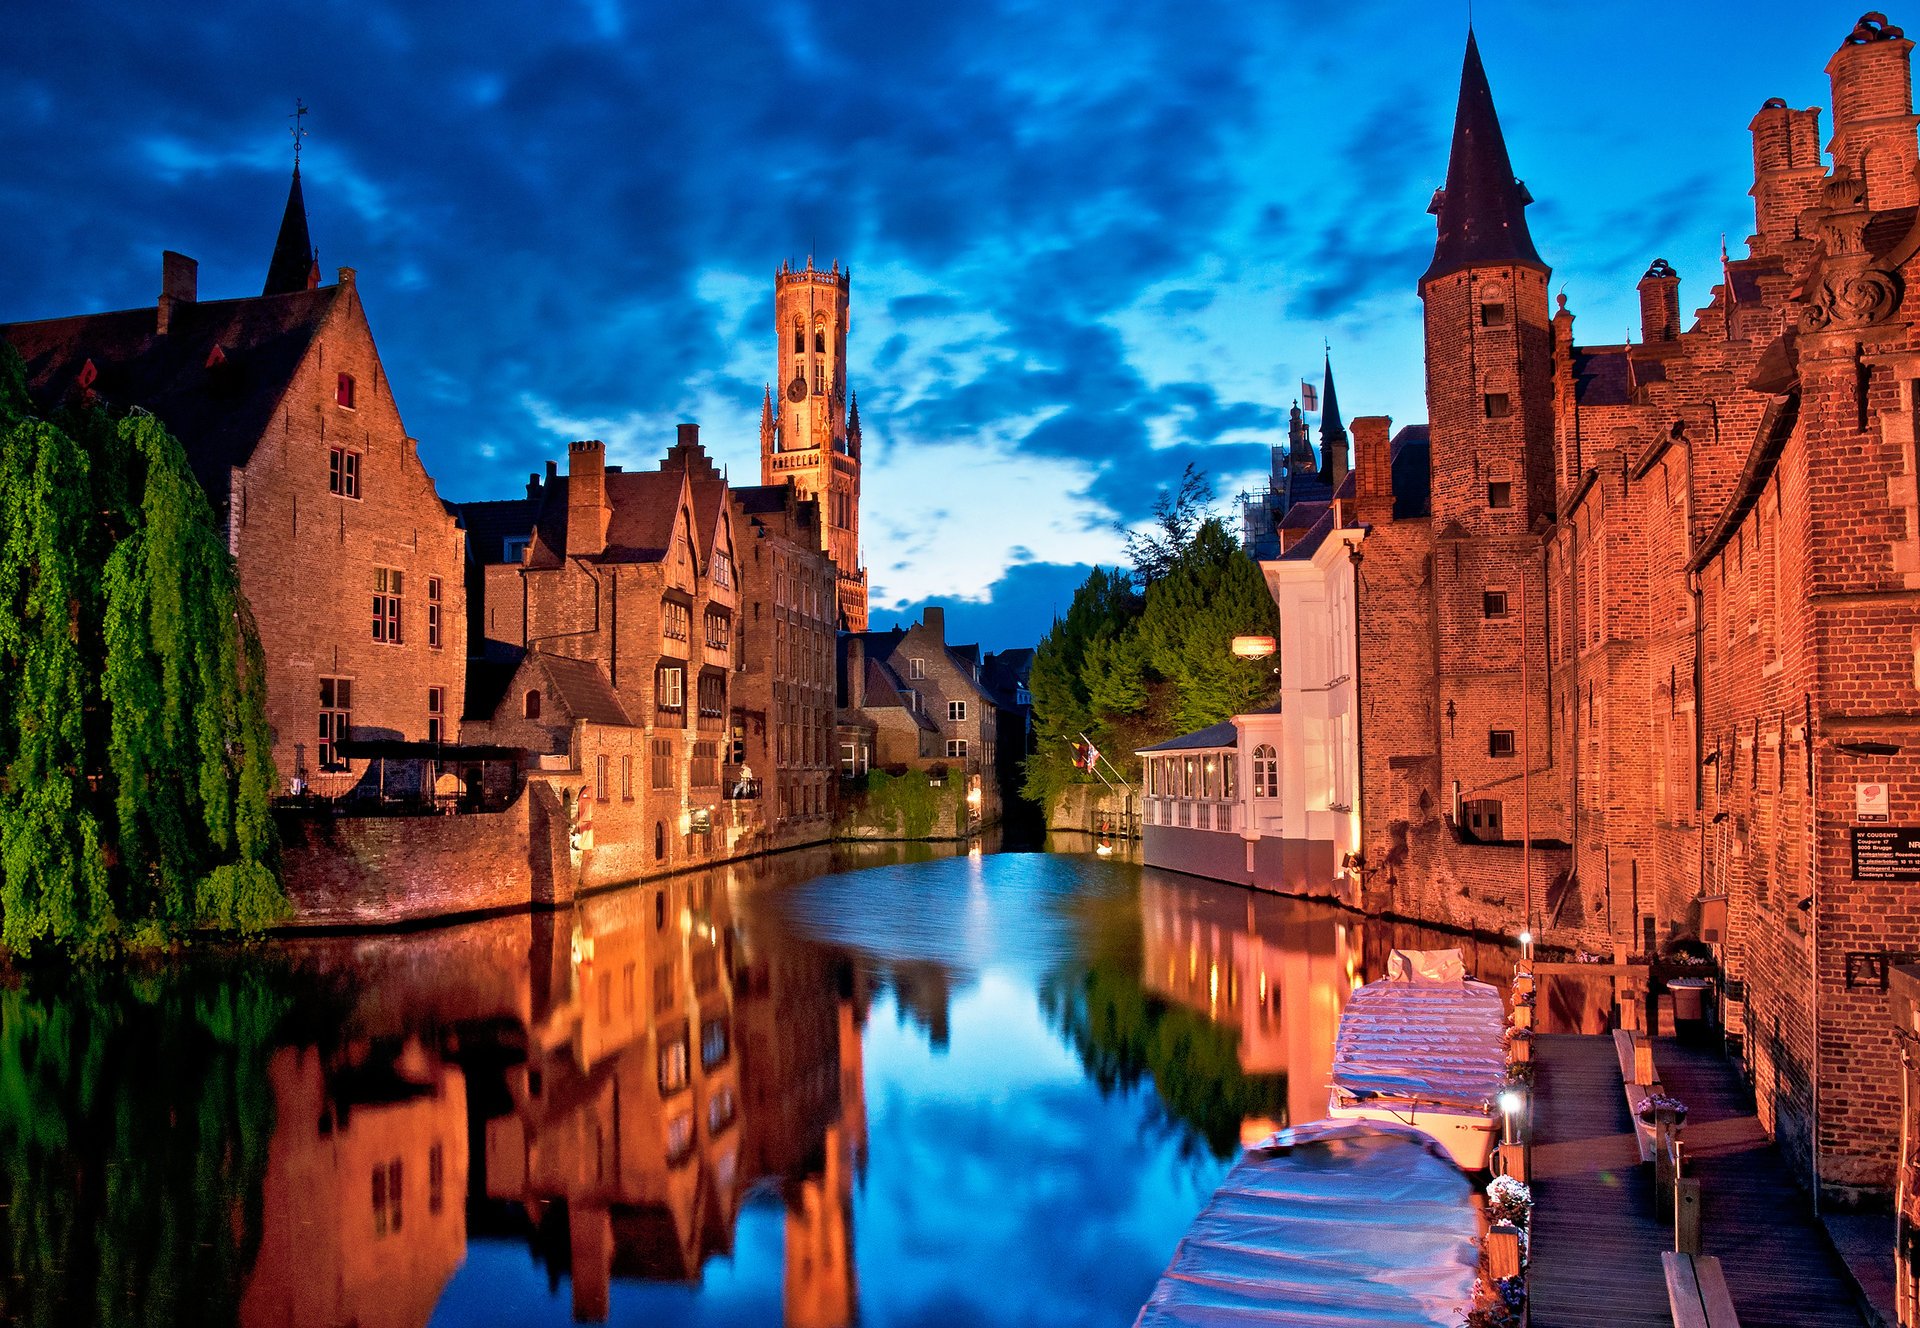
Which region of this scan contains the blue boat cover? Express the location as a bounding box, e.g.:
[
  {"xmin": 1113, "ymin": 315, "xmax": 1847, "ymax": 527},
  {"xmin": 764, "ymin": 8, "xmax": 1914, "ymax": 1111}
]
[{"xmin": 1134, "ymin": 1122, "xmax": 1482, "ymax": 1328}]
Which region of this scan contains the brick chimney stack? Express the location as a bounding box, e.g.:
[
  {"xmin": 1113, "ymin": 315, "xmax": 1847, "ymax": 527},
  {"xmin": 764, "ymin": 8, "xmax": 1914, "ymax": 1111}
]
[
  {"xmin": 1353, "ymin": 416, "xmax": 1394, "ymax": 524},
  {"xmin": 677, "ymin": 422, "xmax": 699, "ymax": 448},
  {"xmin": 1750, "ymin": 99, "xmax": 1827, "ymax": 246},
  {"xmin": 566, "ymin": 440, "xmax": 609, "ymax": 558},
  {"xmin": 922, "ymin": 606, "xmax": 945, "ymax": 641},
  {"xmin": 1826, "ymin": 12, "xmax": 1920, "ymax": 209},
  {"xmin": 157, "ymin": 250, "xmax": 196, "ymax": 334},
  {"xmin": 1637, "ymin": 259, "xmax": 1682, "ymax": 343}
]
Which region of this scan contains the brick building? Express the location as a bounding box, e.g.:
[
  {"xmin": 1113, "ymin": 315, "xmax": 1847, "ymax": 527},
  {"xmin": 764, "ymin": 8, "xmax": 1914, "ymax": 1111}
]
[
  {"xmin": 463, "ymin": 425, "xmax": 750, "ymax": 884},
  {"xmin": 729, "ymin": 480, "xmax": 842, "ymax": 846},
  {"xmin": 1246, "ymin": 14, "xmax": 1920, "ymax": 1198},
  {"xmin": 761, "ymin": 258, "xmax": 868, "ymax": 631},
  {"xmin": 838, "ymin": 608, "xmax": 1002, "ymax": 825},
  {"xmin": 1, "ymin": 167, "xmax": 467, "ymax": 792}
]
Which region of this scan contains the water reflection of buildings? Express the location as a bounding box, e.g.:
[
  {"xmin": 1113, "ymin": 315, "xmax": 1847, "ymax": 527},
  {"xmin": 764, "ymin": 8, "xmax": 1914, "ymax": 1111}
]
[
  {"xmin": 242, "ymin": 857, "xmax": 870, "ymax": 1328},
  {"xmin": 241, "ymin": 1040, "xmax": 469, "ymax": 1328},
  {"xmin": 1138, "ymin": 870, "xmax": 1518, "ymax": 1138}
]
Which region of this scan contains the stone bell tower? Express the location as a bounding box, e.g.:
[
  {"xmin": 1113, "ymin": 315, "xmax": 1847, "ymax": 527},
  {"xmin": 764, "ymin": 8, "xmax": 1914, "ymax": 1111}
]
[{"xmin": 761, "ymin": 257, "xmax": 867, "ymax": 630}]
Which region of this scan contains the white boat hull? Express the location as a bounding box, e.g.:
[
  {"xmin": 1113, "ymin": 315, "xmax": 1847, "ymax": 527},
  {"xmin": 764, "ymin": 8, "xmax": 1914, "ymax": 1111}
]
[{"xmin": 1327, "ymin": 1094, "xmax": 1499, "ymax": 1172}]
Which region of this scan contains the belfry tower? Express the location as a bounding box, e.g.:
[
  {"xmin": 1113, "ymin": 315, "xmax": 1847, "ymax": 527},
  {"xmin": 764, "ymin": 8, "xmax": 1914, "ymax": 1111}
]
[{"xmin": 761, "ymin": 257, "xmax": 867, "ymax": 631}]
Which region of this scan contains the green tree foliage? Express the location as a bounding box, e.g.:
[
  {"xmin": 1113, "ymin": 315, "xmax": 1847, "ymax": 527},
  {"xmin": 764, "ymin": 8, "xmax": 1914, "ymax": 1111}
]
[
  {"xmin": 0, "ymin": 345, "xmax": 284, "ymax": 956},
  {"xmin": 1024, "ymin": 470, "xmax": 1278, "ymax": 815},
  {"xmin": 1138, "ymin": 517, "xmax": 1281, "ymax": 735},
  {"xmin": 0, "ymin": 964, "xmax": 291, "ymax": 1326}
]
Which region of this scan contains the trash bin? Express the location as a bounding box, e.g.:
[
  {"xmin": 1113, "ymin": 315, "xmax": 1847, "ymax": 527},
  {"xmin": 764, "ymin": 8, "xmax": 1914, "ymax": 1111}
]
[{"xmin": 1668, "ymin": 977, "xmax": 1712, "ymax": 1024}]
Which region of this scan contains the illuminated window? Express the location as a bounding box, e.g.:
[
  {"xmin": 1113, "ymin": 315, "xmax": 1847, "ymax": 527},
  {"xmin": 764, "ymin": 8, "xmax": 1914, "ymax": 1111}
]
[{"xmin": 1252, "ymin": 744, "xmax": 1279, "ymax": 798}]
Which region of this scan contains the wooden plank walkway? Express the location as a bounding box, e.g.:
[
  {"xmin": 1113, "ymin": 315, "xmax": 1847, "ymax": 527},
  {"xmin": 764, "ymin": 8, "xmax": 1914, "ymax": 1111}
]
[
  {"xmin": 1529, "ymin": 1033, "xmax": 1674, "ymax": 1327},
  {"xmin": 1528, "ymin": 1033, "xmax": 1867, "ymax": 1328}
]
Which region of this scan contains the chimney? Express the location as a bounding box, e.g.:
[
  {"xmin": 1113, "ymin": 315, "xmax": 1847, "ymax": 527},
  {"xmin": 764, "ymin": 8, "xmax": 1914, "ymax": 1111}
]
[
  {"xmin": 1749, "ymin": 99, "xmax": 1827, "ymax": 245},
  {"xmin": 566, "ymin": 440, "xmax": 610, "ymax": 557},
  {"xmin": 677, "ymin": 422, "xmax": 699, "ymax": 448},
  {"xmin": 1353, "ymin": 416, "xmax": 1394, "ymax": 524},
  {"xmin": 922, "ymin": 606, "xmax": 945, "ymax": 641},
  {"xmin": 1637, "ymin": 259, "xmax": 1682, "ymax": 343},
  {"xmin": 527, "ymin": 471, "xmax": 542, "ymax": 500},
  {"xmin": 157, "ymin": 250, "xmax": 197, "ymax": 334},
  {"xmin": 1323, "ymin": 433, "xmax": 1349, "ymax": 497},
  {"xmin": 846, "ymin": 636, "xmax": 866, "ymax": 708},
  {"xmin": 1827, "ymin": 12, "xmax": 1920, "ymax": 209}
]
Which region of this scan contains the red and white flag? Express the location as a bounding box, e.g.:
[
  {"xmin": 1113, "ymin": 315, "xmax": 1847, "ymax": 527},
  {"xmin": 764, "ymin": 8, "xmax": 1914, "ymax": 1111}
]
[{"xmin": 1300, "ymin": 381, "xmax": 1318, "ymax": 412}]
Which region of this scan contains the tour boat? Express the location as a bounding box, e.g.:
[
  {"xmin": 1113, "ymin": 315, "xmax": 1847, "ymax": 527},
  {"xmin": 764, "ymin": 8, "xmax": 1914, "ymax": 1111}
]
[{"xmin": 1326, "ymin": 948, "xmax": 1508, "ymax": 1172}]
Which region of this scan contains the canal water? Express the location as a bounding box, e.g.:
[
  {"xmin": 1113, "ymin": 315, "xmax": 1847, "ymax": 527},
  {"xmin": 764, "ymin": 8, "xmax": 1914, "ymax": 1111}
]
[{"xmin": 0, "ymin": 838, "xmax": 1515, "ymax": 1328}]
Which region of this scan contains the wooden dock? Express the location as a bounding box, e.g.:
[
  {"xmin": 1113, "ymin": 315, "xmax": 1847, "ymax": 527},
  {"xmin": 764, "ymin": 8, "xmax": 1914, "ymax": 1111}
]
[{"xmin": 1527, "ymin": 1033, "xmax": 1866, "ymax": 1327}]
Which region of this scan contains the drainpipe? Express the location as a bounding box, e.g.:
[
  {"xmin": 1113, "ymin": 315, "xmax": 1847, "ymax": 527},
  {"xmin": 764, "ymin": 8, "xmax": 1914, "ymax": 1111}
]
[
  {"xmin": 1808, "ymin": 688, "xmax": 1821, "ymax": 1211},
  {"xmin": 1346, "ymin": 539, "xmax": 1365, "ymax": 901}
]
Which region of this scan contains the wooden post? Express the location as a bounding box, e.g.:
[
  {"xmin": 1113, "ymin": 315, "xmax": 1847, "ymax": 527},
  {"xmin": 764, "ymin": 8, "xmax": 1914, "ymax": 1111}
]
[
  {"xmin": 1675, "ymin": 1177, "xmax": 1702, "ymax": 1254},
  {"xmin": 1654, "ymin": 1121, "xmax": 1675, "ymax": 1212},
  {"xmin": 1513, "ymin": 1002, "xmax": 1533, "ymax": 1031},
  {"xmin": 1510, "ymin": 1036, "xmax": 1532, "ymax": 1063},
  {"xmin": 1633, "ymin": 1035, "xmax": 1656, "ymax": 1087},
  {"xmin": 1487, "ymin": 1224, "xmax": 1524, "ymax": 1281},
  {"xmin": 1499, "ymin": 1141, "xmax": 1530, "ymax": 1183}
]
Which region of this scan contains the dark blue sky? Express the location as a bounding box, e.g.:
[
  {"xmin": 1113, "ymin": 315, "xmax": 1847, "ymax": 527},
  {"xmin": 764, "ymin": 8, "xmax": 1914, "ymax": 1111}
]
[{"xmin": 0, "ymin": 0, "xmax": 1870, "ymax": 650}]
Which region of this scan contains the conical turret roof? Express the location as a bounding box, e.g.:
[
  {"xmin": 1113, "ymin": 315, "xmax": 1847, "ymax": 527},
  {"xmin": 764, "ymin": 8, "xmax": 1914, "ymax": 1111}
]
[{"xmin": 1423, "ymin": 32, "xmax": 1545, "ymax": 284}]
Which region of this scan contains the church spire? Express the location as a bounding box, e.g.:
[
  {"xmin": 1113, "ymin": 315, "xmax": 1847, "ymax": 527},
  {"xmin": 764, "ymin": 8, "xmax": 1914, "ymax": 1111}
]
[
  {"xmin": 760, "ymin": 385, "xmax": 777, "ymax": 454},
  {"xmin": 1422, "ymin": 30, "xmax": 1545, "ymax": 284},
  {"xmin": 847, "ymin": 391, "xmax": 861, "ymax": 457},
  {"xmin": 263, "ymin": 165, "xmax": 318, "ymax": 296},
  {"xmin": 1319, "ymin": 351, "xmax": 1349, "ymax": 493}
]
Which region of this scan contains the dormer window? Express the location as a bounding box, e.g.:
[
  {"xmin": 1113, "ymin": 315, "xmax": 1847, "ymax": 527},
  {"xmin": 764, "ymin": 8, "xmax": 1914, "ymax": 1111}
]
[
  {"xmin": 336, "ymin": 373, "xmax": 356, "ymax": 409},
  {"xmin": 503, "ymin": 536, "xmax": 530, "ymax": 564}
]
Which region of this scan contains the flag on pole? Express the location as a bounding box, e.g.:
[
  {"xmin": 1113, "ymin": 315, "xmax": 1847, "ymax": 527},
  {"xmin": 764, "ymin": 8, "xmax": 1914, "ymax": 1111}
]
[{"xmin": 1300, "ymin": 381, "xmax": 1318, "ymax": 411}]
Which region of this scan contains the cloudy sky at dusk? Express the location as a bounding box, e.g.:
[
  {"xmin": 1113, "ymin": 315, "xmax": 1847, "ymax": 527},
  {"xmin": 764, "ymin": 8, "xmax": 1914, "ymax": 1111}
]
[{"xmin": 0, "ymin": 0, "xmax": 1870, "ymax": 649}]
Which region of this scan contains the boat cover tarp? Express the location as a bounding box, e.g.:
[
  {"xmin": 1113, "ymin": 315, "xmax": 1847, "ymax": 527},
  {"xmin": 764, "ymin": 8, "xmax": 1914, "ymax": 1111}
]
[
  {"xmin": 1330, "ymin": 951, "xmax": 1507, "ymax": 1110},
  {"xmin": 1134, "ymin": 1121, "xmax": 1481, "ymax": 1328}
]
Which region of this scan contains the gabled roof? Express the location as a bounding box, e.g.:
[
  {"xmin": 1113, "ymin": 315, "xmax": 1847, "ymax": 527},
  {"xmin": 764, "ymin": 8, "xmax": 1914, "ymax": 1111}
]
[
  {"xmin": 1570, "ymin": 345, "xmax": 1668, "ymax": 407},
  {"xmin": 1423, "ymin": 31, "xmax": 1546, "ymax": 283},
  {"xmin": 1138, "ymin": 720, "xmax": 1239, "ymax": 753},
  {"xmin": 2, "ymin": 285, "xmax": 340, "ymax": 499},
  {"xmin": 529, "ymin": 468, "xmax": 690, "ymax": 566}
]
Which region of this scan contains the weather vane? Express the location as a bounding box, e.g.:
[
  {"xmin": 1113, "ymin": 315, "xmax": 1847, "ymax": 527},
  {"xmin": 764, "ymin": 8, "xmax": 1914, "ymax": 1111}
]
[{"xmin": 289, "ymin": 99, "xmax": 309, "ymax": 167}]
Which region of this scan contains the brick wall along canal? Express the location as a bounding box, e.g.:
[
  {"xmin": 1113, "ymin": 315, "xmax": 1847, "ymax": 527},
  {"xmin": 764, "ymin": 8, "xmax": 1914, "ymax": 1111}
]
[{"xmin": 0, "ymin": 840, "xmax": 1516, "ymax": 1328}]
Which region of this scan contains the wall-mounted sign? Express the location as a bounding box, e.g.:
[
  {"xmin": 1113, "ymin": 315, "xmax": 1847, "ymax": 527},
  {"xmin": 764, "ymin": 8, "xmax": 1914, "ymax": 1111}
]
[
  {"xmin": 1851, "ymin": 827, "xmax": 1920, "ymax": 881},
  {"xmin": 1858, "ymin": 781, "xmax": 1891, "ymax": 823}
]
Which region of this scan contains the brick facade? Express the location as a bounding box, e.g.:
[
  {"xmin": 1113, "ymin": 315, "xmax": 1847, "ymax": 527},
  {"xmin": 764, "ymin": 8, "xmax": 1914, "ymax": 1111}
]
[{"xmin": 1325, "ymin": 13, "xmax": 1920, "ymax": 1197}]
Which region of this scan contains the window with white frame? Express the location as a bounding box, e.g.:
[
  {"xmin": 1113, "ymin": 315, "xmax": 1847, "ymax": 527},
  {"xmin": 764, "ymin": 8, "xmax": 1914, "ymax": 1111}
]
[
  {"xmin": 948, "ymin": 700, "xmax": 967, "ymax": 721},
  {"xmin": 947, "ymin": 739, "xmax": 968, "ymax": 759},
  {"xmin": 1252, "ymin": 744, "xmax": 1279, "ymax": 798}
]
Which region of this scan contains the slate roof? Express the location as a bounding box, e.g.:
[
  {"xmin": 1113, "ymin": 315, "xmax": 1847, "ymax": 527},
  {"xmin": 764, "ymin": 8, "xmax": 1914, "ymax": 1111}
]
[
  {"xmin": 2, "ymin": 285, "xmax": 340, "ymax": 499},
  {"xmin": 458, "ymin": 497, "xmax": 540, "ymax": 566},
  {"xmin": 1138, "ymin": 720, "xmax": 1239, "ymax": 753},
  {"xmin": 1423, "ymin": 31, "xmax": 1546, "ymax": 283},
  {"xmin": 263, "ymin": 168, "xmax": 318, "ymax": 296},
  {"xmin": 1389, "ymin": 425, "xmax": 1432, "ymax": 520},
  {"xmin": 730, "ymin": 484, "xmax": 792, "ymax": 515},
  {"xmin": 531, "ymin": 652, "xmax": 631, "ymax": 726},
  {"xmin": 1571, "ymin": 346, "xmax": 1670, "ymax": 407}
]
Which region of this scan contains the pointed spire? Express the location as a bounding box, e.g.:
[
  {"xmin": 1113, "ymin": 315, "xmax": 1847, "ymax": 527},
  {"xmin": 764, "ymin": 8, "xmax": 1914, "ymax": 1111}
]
[
  {"xmin": 846, "ymin": 391, "xmax": 861, "ymax": 458},
  {"xmin": 760, "ymin": 385, "xmax": 777, "ymax": 454},
  {"xmin": 1423, "ymin": 31, "xmax": 1546, "ymax": 284},
  {"xmin": 1318, "ymin": 351, "xmax": 1346, "ymax": 450},
  {"xmin": 264, "ymin": 166, "xmax": 318, "ymax": 296}
]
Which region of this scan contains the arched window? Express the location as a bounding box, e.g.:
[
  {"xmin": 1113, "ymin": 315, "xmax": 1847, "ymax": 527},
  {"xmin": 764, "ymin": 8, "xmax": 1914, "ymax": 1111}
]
[
  {"xmin": 792, "ymin": 322, "xmax": 804, "ymax": 355},
  {"xmin": 654, "ymin": 824, "xmax": 667, "ymax": 864},
  {"xmin": 525, "ymin": 689, "xmax": 542, "ymax": 719},
  {"xmin": 1252, "ymin": 744, "xmax": 1279, "ymax": 799},
  {"xmin": 814, "ymin": 326, "xmax": 826, "ymax": 354}
]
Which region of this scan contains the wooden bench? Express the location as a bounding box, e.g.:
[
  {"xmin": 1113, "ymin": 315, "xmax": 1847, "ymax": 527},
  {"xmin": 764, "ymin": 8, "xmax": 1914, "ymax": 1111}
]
[
  {"xmin": 1663, "ymin": 1251, "xmax": 1740, "ymax": 1327},
  {"xmin": 1614, "ymin": 1028, "xmax": 1659, "ymax": 1162}
]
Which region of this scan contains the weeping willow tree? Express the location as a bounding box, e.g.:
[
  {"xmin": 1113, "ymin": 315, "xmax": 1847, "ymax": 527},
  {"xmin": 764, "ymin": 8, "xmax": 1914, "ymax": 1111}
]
[{"xmin": 0, "ymin": 344, "xmax": 283, "ymax": 956}]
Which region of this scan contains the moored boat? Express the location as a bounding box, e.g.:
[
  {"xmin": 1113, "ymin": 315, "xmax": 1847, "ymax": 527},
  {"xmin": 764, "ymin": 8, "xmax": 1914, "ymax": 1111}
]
[{"xmin": 1326, "ymin": 948, "xmax": 1507, "ymax": 1172}]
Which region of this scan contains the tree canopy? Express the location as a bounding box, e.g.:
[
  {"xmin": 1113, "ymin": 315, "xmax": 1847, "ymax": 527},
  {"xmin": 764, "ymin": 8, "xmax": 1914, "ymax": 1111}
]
[
  {"xmin": 0, "ymin": 345, "xmax": 283, "ymax": 957},
  {"xmin": 1024, "ymin": 470, "xmax": 1278, "ymax": 812}
]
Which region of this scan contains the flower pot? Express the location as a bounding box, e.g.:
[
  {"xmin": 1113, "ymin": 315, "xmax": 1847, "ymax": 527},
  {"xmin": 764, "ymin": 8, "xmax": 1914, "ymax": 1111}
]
[{"xmin": 1637, "ymin": 1105, "xmax": 1687, "ymax": 1127}]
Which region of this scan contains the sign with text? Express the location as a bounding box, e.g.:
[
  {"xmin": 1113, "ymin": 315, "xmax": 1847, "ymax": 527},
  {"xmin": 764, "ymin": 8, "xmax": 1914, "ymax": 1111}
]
[
  {"xmin": 1858, "ymin": 782, "xmax": 1891, "ymax": 822},
  {"xmin": 1852, "ymin": 827, "xmax": 1920, "ymax": 881}
]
